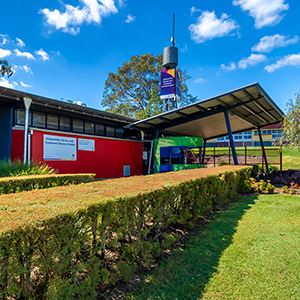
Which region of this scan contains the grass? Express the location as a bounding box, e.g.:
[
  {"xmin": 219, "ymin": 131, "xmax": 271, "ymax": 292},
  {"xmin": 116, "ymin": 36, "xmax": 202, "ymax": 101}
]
[
  {"xmin": 205, "ymin": 146, "xmax": 300, "ymax": 169},
  {"xmin": 282, "ymin": 147, "xmax": 300, "ymax": 169},
  {"xmin": 127, "ymin": 194, "xmax": 300, "ymax": 300}
]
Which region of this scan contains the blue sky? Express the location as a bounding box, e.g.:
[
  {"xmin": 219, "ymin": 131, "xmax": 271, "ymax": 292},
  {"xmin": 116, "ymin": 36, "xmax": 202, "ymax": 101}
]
[{"xmin": 0, "ymin": 0, "xmax": 299, "ymax": 112}]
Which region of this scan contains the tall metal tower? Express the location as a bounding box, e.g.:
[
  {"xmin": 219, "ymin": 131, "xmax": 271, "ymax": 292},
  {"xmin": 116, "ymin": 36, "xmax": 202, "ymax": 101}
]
[{"xmin": 161, "ymin": 14, "xmax": 180, "ymax": 112}]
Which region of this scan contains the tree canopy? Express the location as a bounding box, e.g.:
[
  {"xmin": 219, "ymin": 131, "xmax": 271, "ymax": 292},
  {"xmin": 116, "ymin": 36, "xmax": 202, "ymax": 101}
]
[
  {"xmin": 0, "ymin": 60, "xmax": 13, "ymax": 77},
  {"xmin": 101, "ymin": 53, "xmax": 197, "ymax": 119},
  {"xmin": 282, "ymin": 92, "xmax": 300, "ymax": 148}
]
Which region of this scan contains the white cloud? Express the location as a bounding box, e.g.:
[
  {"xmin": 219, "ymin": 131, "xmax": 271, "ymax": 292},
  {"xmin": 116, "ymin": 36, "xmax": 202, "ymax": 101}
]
[
  {"xmin": 233, "ymin": 0, "xmax": 289, "ymax": 29},
  {"xmin": 180, "ymin": 45, "xmax": 188, "ymax": 52},
  {"xmin": 14, "ymin": 49, "xmax": 35, "ymax": 59},
  {"xmin": 190, "ymin": 6, "xmax": 201, "ymax": 16},
  {"xmin": 265, "ymin": 53, "xmax": 300, "ymax": 72},
  {"xmin": 194, "ymin": 77, "xmax": 206, "ymax": 84},
  {"xmin": 189, "ymin": 11, "xmax": 239, "ymax": 43},
  {"xmin": 0, "ymin": 48, "xmax": 11, "ymax": 58},
  {"xmin": 0, "ymin": 34, "xmax": 9, "ymax": 45},
  {"xmin": 252, "ymin": 34, "xmax": 299, "ymax": 53},
  {"xmin": 16, "ymin": 38, "xmax": 25, "ymax": 47},
  {"xmin": 125, "ymin": 14, "xmax": 135, "ymax": 23},
  {"xmin": 238, "ymin": 54, "xmax": 267, "ymax": 69},
  {"xmin": 41, "ymin": 0, "xmax": 118, "ymax": 35},
  {"xmin": 35, "ymin": 48, "xmax": 50, "ymax": 60},
  {"xmin": 19, "ymin": 65, "xmax": 33, "ymax": 74},
  {"xmin": 20, "ymin": 81, "xmax": 33, "ymax": 88},
  {"xmin": 221, "ymin": 62, "xmax": 237, "ymax": 71},
  {"xmin": 0, "ymin": 78, "xmax": 17, "ymax": 88}
]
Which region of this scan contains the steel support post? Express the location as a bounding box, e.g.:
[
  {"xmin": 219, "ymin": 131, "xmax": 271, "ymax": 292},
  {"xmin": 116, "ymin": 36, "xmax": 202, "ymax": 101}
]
[
  {"xmin": 258, "ymin": 128, "xmax": 269, "ymax": 174},
  {"xmin": 202, "ymin": 139, "xmax": 207, "ymax": 165},
  {"xmin": 224, "ymin": 111, "xmax": 238, "ymax": 165}
]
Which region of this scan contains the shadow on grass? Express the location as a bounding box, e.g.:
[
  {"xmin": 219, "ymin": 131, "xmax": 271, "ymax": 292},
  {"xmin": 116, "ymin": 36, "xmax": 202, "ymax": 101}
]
[{"xmin": 128, "ymin": 195, "xmax": 258, "ymax": 300}]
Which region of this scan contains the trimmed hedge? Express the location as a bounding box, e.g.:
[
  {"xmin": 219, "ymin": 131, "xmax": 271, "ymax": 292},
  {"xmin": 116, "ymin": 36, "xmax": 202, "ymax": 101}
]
[
  {"xmin": 0, "ymin": 174, "xmax": 95, "ymax": 195},
  {"xmin": 0, "ymin": 167, "xmax": 250, "ymax": 300}
]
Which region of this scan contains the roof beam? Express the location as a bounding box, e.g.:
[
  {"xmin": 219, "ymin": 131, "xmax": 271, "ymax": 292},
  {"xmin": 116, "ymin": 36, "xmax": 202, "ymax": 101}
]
[
  {"xmin": 253, "ymin": 101, "xmax": 277, "ymax": 121},
  {"xmin": 154, "ymin": 96, "xmax": 264, "ymax": 131},
  {"xmin": 159, "ymin": 117, "xmax": 172, "ymax": 123},
  {"xmin": 243, "ymin": 90, "xmax": 277, "ymax": 121},
  {"xmin": 195, "ymin": 105, "xmax": 206, "ymax": 112},
  {"xmin": 230, "ymin": 94, "xmax": 268, "ymax": 123},
  {"xmin": 216, "ymin": 98, "xmax": 259, "ymax": 127},
  {"xmin": 176, "ymin": 111, "xmax": 188, "ymax": 118}
]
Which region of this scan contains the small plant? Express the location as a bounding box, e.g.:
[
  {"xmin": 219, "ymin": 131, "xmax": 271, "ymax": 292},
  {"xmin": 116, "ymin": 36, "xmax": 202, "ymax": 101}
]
[
  {"xmin": 0, "ymin": 159, "xmax": 56, "ymax": 177},
  {"xmin": 290, "ymin": 183, "xmax": 299, "ymax": 195},
  {"xmin": 266, "ymin": 181, "xmax": 276, "ymax": 194},
  {"xmin": 243, "ymin": 178, "xmax": 276, "ymax": 194},
  {"xmin": 281, "ymin": 185, "xmax": 289, "ymax": 194},
  {"xmin": 281, "ymin": 183, "xmax": 299, "ymax": 195},
  {"xmin": 218, "ymin": 160, "xmax": 229, "ymax": 166}
]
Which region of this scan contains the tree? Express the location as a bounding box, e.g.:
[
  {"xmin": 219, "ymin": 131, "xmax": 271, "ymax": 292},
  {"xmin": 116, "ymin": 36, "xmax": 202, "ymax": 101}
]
[
  {"xmin": 0, "ymin": 60, "xmax": 13, "ymax": 77},
  {"xmin": 101, "ymin": 53, "xmax": 197, "ymax": 119},
  {"xmin": 282, "ymin": 92, "xmax": 300, "ymax": 148}
]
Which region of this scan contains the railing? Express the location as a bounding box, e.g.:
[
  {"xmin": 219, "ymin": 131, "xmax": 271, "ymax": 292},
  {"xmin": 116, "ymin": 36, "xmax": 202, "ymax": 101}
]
[{"xmin": 203, "ymin": 146, "xmax": 282, "ymax": 170}]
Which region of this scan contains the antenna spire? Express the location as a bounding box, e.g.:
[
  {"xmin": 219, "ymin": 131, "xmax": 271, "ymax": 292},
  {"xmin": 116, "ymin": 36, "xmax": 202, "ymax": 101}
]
[{"xmin": 172, "ymin": 13, "xmax": 175, "ymax": 46}]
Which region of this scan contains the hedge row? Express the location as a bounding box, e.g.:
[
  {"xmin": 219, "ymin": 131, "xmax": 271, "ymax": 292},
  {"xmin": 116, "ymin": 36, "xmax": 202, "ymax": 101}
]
[
  {"xmin": 0, "ymin": 174, "xmax": 95, "ymax": 195},
  {"xmin": 0, "ymin": 167, "xmax": 251, "ymax": 300}
]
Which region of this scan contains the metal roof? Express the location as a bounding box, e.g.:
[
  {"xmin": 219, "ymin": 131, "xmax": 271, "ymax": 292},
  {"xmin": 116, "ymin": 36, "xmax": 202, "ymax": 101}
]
[
  {"xmin": 126, "ymin": 83, "xmax": 284, "ymax": 140},
  {"xmin": 0, "ymin": 86, "xmax": 137, "ymax": 125}
]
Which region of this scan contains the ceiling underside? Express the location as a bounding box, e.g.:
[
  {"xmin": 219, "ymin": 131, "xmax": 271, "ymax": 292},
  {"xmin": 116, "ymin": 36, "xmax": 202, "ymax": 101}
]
[{"xmin": 127, "ymin": 83, "xmax": 284, "ymax": 140}]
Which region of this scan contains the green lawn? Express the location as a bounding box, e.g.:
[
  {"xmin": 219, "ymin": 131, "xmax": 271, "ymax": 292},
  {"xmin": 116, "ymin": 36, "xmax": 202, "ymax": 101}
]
[
  {"xmin": 282, "ymin": 147, "xmax": 300, "ymax": 169},
  {"xmin": 204, "ymin": 146, "xmax": 300, "ymax": 169},
  {"xmin": 127, "ymin": 194, "xmax": 300, "ymax": 300}
]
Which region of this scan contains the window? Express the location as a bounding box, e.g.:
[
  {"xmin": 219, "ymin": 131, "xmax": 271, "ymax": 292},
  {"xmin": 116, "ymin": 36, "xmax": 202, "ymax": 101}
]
[
  {"xmin": 16, "ymin": 109, "xmax": 25, "ymax": 125},
  {"xmin": 116, "ymin": 128, "xmax": 124, "ymax": 138},
  {"xmin": 15, "ymin": 108, "xmax": 32, "ymax": 126},
  {"xmin": 106, "ymin": 126, "xmax": 115, "ymax": 137},
  {"xmin": 244, "ymin": 131, "xmax": 252, "ymax": 140},
  {"xmin": 234, "ymin": 134, "xmax": 243, "ymax": 140},
  {"xmin": 73, "ymin": 119, "xmax": 84, "ymax": 133},
  {"xmin": 60, "ymin": 116, "xmax": 71, "ymax": 131},
  {"xmin": 32, "ymin": 111, "xmax": 46, "ymax": 128},
  {"xmin": 47, "ymin": 114, "xmax": 59, "ymax": 129},
  {"xmin": 85, "ymin": 121, "xmax": 94, "ymax": 134},
  {"xmin": 95, "ymin": 124, "xmax": 105, "ymax": 135},
  {"xmin": 272, "ymin": 131, "xmax": 282, "ymax": 140}
]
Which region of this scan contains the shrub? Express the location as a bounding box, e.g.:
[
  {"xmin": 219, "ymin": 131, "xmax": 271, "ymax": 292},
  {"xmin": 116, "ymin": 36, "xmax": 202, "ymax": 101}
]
[
  {"xmin": 242, "ymin": 178, "xmax": 276, "ymax": 194},
  {"xmin": 0, "ymin": 167, "xmax": 251, "ymax": 299},
  {"xmin": 281, "ymin": 183, "xmax": 299, "ymax": 195},
  {"xmin": 0, "ymin": 173, "xmax": 95, "ymax": 195},
  {"xmin": 218, "ymin": 160, "xmax": 229, "ymax": 166}
]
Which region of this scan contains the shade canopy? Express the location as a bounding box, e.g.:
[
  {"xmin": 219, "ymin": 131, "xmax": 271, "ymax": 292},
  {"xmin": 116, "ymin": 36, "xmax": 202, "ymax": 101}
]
[{"xmin": 126, "ymin": 83, "xmax": 284, "ymax": 140}]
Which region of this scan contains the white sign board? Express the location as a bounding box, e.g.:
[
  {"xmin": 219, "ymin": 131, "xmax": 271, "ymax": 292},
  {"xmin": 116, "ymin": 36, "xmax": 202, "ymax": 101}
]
[
  {"xmin": 78, "ymin": 138, "xmax": 95, "ymax": 151},
  {"xmin": 44, "ymin": 135, "xmax": 77, "ymax": 161},
  {"xmin": 143, "ymin": 151, "xmax": 148, "ymax": 160}
]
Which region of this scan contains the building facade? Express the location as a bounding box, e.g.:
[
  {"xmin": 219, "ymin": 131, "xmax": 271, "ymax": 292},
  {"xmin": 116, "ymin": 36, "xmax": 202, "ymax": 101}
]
[
  {"xmin": 0, "ymin": 87, "xmax": 143, "ymax": 179},
  {"xmin": 206, "ymin": 123, "xmax": 282, "ymax": 147}
]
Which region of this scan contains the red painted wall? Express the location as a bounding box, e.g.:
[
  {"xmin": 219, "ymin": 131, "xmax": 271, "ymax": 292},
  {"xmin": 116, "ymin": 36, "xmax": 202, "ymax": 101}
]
[
  {"xmin": 11, "ymin": 129, "xmax": 24, "ymax": 161},
  {"xmin": 11, "ymin": 129, "xmax": 143, "ymax": 179}
]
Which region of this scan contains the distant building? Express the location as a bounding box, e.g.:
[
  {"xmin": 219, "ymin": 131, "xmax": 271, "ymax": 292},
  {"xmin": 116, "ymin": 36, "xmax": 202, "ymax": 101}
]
[{"xmin": 206, "ymin": 123, "xmax": 283, "ymax": 147}]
